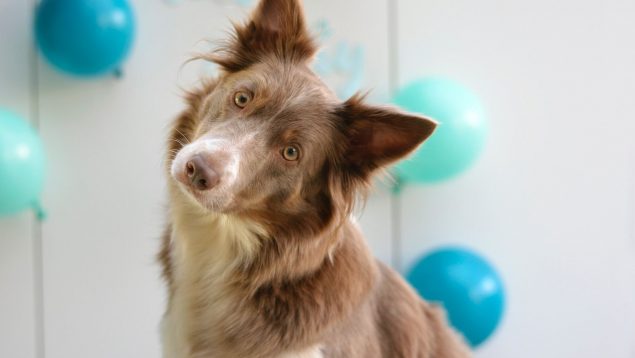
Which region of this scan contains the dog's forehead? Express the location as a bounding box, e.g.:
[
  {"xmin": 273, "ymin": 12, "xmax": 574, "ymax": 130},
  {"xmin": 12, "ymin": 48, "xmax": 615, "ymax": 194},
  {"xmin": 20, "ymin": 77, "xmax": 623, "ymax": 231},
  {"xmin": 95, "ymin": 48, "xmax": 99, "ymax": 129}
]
[{"xmin": 255, "ymin": 60, "xmax": 337, "ymax": 103}]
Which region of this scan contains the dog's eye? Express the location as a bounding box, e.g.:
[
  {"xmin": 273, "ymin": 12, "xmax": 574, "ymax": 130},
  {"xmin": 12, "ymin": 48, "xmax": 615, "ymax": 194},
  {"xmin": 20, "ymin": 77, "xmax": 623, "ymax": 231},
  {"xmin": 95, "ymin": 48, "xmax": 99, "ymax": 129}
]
[
  {"xmin": 234, "ymin": 91, "xmax": 252, "ymax": 108},
  {"xmin": 282, "ymin": 146, "xmax": 300, "ymax": 161}
]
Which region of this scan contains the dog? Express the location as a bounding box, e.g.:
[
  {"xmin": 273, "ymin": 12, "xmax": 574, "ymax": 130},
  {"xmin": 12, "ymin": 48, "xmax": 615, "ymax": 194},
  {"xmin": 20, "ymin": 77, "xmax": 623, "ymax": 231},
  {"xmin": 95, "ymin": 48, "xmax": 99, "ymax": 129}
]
[{"xmin": 159, "ymin": 0, "xmax": 472, "ymax": 356}]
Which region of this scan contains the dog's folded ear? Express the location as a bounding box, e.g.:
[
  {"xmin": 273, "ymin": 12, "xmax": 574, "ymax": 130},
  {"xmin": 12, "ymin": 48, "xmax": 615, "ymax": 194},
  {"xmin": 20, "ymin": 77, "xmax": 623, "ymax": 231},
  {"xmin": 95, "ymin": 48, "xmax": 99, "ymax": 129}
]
[
  {"xmin": 338, "ymin": 95, "xmax": 437, "ymax": 176},
  {"xmin": 212, "ymin": 0, "xmax": 316, "ymax": 72}
]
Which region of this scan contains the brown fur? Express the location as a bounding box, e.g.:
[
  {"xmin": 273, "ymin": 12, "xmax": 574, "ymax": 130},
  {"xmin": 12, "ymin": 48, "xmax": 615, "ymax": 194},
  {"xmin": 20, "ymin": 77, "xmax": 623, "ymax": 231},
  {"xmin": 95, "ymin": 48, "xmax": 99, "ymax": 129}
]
[{"xmin": 159, "ymin": 1, "xmax": 471, "ymax": 357}]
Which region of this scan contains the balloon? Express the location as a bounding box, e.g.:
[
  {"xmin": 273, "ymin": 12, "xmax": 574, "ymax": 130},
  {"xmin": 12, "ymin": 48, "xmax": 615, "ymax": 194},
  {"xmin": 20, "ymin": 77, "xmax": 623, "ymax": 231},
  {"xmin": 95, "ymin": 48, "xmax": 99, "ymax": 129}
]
[
  {"xmin": 393, "ymin": 78, "xmax": 487, "ymax": 184},
  {"xmin": 35, "ymin": 0, "xmax": 136, "ymax": 77},
  {"xmin": 0, "ymin": 109, "xmax": 46, "ymax": 217},
  {"xmin": 406, "ymin": 247, "xmax": 505, "ymax": 348}
]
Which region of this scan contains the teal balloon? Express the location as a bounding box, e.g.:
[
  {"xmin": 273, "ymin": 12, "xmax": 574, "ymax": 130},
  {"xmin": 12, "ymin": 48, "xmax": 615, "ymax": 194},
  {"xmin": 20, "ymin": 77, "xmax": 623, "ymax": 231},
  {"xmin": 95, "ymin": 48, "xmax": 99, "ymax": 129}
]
[
  {"xmin": 393, "ymin": 78, "xmax": 487, "ymax": 183},
  {"xmin": 35, "ymin": 0, "xmax": 136, "ymax": 77},
  {"xmin": 0, "ymin": 109, "xmax": 45, "ymax": 217},
  {"xmin": 406, "ymin": 247, "xmax": 505, "ymax": 348}
]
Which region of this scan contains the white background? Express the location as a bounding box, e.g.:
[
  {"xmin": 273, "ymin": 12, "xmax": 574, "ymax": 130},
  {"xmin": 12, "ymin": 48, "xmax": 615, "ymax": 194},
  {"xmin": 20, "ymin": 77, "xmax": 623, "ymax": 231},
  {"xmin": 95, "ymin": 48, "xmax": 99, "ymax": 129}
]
[{"xmin": 1, "ymin": 0, "xmax": 634, "ymax": 357}]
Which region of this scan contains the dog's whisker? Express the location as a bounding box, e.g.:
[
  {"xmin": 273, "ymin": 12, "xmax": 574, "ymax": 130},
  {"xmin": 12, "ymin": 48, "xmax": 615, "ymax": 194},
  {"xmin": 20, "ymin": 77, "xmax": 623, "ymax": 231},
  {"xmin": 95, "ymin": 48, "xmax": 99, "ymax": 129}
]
[
  {"xmin": 170, "ymin": 138, "xmax": 189, "ymax": 149},
  {"xmin": 175, "ymin": 128, "xmax": 191, "ymax": 144}
]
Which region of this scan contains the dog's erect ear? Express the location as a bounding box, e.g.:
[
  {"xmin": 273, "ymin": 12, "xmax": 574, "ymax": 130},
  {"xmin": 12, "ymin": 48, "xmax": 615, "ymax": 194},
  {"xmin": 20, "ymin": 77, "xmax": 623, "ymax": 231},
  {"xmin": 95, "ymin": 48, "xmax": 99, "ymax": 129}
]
[
  {"xmin": 251, "ymin": 0, "xmax": 308, "ymax": 36},
  {"xmin": 212, "ymin": 0, "xmax": 316, "ymax": 72},
  {"xmin": 338, "ymin": 95, "xmax": 437, "ymax": 176}
]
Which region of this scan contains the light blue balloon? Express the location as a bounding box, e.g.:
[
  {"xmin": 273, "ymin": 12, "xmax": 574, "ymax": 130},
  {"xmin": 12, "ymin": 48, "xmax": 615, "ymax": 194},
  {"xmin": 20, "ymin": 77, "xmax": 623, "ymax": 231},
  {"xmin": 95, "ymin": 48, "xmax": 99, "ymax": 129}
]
[
  {"xmin": 0, "ymin": 109, "xmax": 45, "ymax": 217},
  {"xmin": 35, "ymin": 0, "xmax": 136, "ymax": 77},
  {"xmin": 406, "ymin": 247, "xmax": 505, "ymax": 348},
  {"xmin": 393, "ymin": 78, "xmax": 487, "ymax": 184}
]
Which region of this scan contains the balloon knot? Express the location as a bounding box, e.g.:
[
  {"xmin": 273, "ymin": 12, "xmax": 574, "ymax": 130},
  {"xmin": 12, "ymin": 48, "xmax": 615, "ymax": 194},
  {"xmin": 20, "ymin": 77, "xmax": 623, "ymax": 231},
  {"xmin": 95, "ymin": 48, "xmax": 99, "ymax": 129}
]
[
  {"xmin": 32, "ymin": 202, "xmax": 47, "ymax": 221},
  {"xmin": 391, "ymin": 177, "xmax": 403, "ymax": 195}
]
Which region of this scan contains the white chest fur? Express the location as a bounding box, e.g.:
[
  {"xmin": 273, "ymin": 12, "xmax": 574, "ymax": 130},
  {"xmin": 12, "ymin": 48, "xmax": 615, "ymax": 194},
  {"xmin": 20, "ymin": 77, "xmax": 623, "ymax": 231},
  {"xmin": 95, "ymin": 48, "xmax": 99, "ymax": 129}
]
[
  {"xmin": 161, "ymin": 213, "xmax": 263, "ymax": 358},
  {"xmin": 161, "ymin": 213, "xmax": 324, "ymax": 358}
]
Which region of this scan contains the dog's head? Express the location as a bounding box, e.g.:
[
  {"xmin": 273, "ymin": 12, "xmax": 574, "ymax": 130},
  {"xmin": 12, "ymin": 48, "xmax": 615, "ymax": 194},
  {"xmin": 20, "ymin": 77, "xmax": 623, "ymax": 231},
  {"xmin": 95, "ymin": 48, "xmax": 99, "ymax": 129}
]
[{"xmin": 169, "ymin": 0, "xmax": 436, "ymax": 238}]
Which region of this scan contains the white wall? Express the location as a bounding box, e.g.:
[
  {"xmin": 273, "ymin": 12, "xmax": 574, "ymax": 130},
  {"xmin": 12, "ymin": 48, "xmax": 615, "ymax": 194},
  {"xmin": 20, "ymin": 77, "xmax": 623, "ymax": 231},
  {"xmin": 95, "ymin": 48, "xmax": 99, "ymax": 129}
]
[
  {"xmin": 396, "ymin": 1, "xmax": 635, "ymax": 356},
  {"xmin": 0, "ymin": 1, "xmax": 39, "ymax": 358},
  {"xmin": 1, "ymin": 0, "xmax": 634, "ymax": 357}
]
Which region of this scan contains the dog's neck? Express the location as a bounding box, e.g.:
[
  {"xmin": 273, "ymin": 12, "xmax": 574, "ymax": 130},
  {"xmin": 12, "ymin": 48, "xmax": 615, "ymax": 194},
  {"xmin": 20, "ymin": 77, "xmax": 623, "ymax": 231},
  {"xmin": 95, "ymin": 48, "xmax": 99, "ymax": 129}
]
[
  {"xmin": 171, "ymin": 203, "xmax": 265, "ymax": 263},
  {"xmin": 168, "ymin": 188, "xmax": 346, "ymax": 285}
]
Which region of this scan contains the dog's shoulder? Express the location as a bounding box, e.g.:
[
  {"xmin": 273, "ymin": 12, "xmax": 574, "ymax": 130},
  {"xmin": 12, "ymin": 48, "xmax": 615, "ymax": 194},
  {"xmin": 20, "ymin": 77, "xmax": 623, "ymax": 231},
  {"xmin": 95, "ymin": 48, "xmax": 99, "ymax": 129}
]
[{"xmin": 371, "ymin": 262, "xmax": 472, "ymax": 357}]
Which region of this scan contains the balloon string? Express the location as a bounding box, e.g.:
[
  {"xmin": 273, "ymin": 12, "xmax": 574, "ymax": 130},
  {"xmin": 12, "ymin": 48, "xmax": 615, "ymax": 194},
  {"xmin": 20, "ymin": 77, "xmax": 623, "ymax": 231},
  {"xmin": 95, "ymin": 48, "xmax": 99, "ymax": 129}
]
[
  {"xmin": 391, "ymin": 177, "xmax": 403, "ymax": 272},
  {"xmin": 30, "ymin": 5, "xmax": 46, "ymax": 357}
]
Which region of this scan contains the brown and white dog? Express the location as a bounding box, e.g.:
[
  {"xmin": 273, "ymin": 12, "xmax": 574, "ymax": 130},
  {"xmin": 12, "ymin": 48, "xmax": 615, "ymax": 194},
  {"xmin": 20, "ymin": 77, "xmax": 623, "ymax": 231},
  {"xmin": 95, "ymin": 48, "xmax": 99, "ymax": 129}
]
[{"xmin": 159, "ymin": 0, "xmax": 471, "ymax": 357}]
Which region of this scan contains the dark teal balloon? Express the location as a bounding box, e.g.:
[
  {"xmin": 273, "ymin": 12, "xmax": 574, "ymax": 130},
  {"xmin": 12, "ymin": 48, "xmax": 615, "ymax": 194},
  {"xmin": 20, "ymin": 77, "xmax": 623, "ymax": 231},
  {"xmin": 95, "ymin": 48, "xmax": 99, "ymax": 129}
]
[
  {"xmin": 406, "ymin": 247, "xmax": 505, "ymax": 348},
  {"xmin": 0, "ymin": 109, "xmax": 45, "ymax": 217},
  {"xmin": 35, "ymin": 0, "xmax": 136, "ymax": 77},
  {"xmin": 393, "ymin": 78, "xmax": 487, "ymax": 183}
]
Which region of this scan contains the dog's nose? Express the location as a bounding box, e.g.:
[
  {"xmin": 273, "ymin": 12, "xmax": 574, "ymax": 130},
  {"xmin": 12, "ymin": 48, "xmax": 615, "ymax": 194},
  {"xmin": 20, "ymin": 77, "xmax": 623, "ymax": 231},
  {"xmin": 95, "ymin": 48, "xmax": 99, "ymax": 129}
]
[{"xmin": 185, "ymin": 155, "xmax": 220, "ymax": 191}]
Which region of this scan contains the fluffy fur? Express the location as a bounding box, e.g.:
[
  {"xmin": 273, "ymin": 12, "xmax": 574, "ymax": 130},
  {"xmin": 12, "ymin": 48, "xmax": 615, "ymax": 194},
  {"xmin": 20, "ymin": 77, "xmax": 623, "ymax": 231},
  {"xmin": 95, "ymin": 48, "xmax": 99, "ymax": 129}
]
[{"xmin": 159, "ymin": 0, "xmax": 472, "ymax": 357}]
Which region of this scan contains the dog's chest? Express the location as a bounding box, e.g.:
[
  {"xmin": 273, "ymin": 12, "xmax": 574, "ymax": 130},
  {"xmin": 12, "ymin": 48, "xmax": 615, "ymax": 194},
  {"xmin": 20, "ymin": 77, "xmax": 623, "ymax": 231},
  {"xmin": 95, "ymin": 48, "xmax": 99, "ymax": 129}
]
[
  {"xmin": 163, "ymin": 218, "xmax": 325, "ymax": 358},
  {"xmin": 162, "ymin": 225, "xmax": 246, "ymax": 357},
  {"xmin": 162, "ymin": 213, "xmax": 334, "ymax": 358},
  {"xmin": 163, "ymin": 254, "xmax": 325, "ymax": 358}
]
